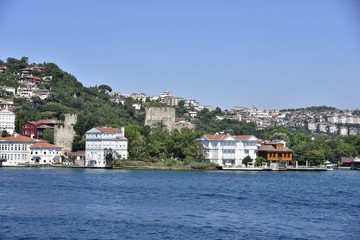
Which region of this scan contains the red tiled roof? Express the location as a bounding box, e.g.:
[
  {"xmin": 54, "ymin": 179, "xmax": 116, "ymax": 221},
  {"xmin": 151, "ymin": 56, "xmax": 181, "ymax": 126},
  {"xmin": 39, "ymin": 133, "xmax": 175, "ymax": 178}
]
[
  {"xmin": 30, "ymin": 142, "xmax": 62, "ymax": 149},
  {"xmin": 204, "ymin": 134, "xmax": 229, "ymax": 140},
  {"xmin": 0, "ymin": 135, "xmax": 42, "ymax": 143},
  {"xmin": 28, "ymin": 119, "xmax": 60, "ymax": 126},
  {"xmin": 235, "ymin": 135, "xmax": 253, "ymax": 140},
  {"xmin": 36, "ymin": 125, "xmax": 52, "ymax": 129},
  {"xmin": 96, "ymin": 127, "xmax": 121, "ymax": 133}
]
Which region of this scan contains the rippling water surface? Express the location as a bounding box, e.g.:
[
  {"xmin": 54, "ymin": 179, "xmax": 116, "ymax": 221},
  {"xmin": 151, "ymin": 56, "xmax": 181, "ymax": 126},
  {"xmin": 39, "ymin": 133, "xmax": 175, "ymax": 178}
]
[{"xmin": 0, "ymin": 168, "xmax": 359, "ymax": 239}]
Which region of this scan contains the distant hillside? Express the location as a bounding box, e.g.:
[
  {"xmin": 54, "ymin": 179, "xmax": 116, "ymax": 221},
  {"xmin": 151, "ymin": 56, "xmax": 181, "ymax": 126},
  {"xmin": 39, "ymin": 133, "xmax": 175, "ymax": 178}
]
[{"xmin": 280, "ymin": 106, "xmax": 337, "ymax": 112}]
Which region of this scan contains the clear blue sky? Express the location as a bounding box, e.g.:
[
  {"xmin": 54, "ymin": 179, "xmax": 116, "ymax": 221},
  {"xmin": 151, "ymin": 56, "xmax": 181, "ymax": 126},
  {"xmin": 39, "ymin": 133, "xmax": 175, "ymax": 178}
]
[{"xmin": 1, "ymin": 0, "xmax": 359, "ymax": 110}]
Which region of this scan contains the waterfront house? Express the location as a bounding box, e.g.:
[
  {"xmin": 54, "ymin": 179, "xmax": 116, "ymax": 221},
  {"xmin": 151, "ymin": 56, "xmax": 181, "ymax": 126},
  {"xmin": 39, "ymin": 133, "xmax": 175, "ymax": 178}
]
[
  {"xmin": 68, "ymin": 151, "xmax": 85, "ymax": 166},
  {"xmin": 30, "ymin": 142, "xmax": 63, "ymax": 165},
  {"xmin": 85, "ymin": 127, "xmax": 128, "ymax": 167},
  {"xmin": 0, "ymin": 109, "xmax": 15, "ymax": 135},
  {"xmin": 0, "ymin": 135, "xmax": 42, "ymax": 166},
  {"xmin": 258, "ymin": 140, "xmax": 293, "ymax": 163},
  {"xmin": 199, "ymin": 134, "xmax": 258, "ymax": 166}
]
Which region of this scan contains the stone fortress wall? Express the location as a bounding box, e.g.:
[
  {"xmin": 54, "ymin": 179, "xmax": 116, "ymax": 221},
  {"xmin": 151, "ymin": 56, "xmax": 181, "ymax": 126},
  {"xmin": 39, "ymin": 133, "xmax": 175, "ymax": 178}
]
[
  {"xmin": 145, "ymin": 107, "xmax": 176, "ymax": 132},
  {"xmin": 54, "ymin": 114, "xmax": 77, "ymax": 152}
]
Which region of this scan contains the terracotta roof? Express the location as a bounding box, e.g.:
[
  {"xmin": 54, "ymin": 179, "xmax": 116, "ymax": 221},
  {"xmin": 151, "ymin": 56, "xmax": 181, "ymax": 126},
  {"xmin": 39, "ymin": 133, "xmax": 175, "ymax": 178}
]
[
  {"xmin": 204, "ymin": 134, "xmax": 229, "ymax": 140},
  {"xmin": 30, "ymin": 142, "xmax": 62, "ymax": 149},
  {"xmin": 36, "ymin": 125, "xmax": 52, "ymax": 129},
  {"xmin": 235, "ymin": 135, "xmax": 253, "ymax": 140},
  {"xmin": 96, "ymin": 127, "xmax": 121, "ymax": 133},
  {"xmin": 28, "ymin": 119, "xmax": 60, "ymax": 126},
  {"xmin": 0, "ymin": 135, "xmax": 41, "ymax": 143}
]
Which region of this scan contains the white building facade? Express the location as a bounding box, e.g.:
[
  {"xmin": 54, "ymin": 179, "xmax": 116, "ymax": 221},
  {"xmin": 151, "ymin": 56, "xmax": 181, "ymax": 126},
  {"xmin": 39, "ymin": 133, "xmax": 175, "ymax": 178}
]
[
  {"xmin": 199, "ymin": 134, "xmax": 258, "ymax": 166},
  {"xmin": 30, "ymin": 142, "xmax": 63, "ymax": 164},
  {"xmin": 0, "ymin": 135, "xmax": 41, "ymax": 166},
  {"xmin": 85, "ymin": 127, "xmax": 128, "ymax": 167},
  {"xmin": 0, "ymin": 109, "xmax": 15, "ymax": 135}
]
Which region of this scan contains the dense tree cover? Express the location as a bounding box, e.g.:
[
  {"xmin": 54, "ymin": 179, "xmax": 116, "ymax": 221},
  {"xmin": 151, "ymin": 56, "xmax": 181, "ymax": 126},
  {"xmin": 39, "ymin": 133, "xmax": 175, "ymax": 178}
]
[
  {"xmin": 281, "ymin": 105, "xmax": 337, "ymax": 112},
  {"xmin": 125, "ymin": 123, "xmax": 205, "ymax": 162}
]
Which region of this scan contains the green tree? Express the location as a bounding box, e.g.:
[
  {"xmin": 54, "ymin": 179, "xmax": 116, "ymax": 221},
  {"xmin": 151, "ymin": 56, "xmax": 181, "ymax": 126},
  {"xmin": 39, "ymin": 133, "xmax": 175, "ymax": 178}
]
[
  {"xmin": 72, "ymin": 135, "xmax": 85, "ymax": 151},
  {"xmin": 125, "ymin": 124, "xmax": 147, "ymax": 160},
  {"xmin": 270, "ymin": 132, "xmax": 290, "ymax": 145},
  {"xmin": 255, "ymin": 156, "xmax": 267, "ymax": 166},
  {"xmin": 98, "ymin": 84, "xmax": 112, "ymax": 93},
  {"xmin": 242, "ymin": 155, "xmax": 253, "ymax": 166},
  {"xmin": 1, "ymin": 130, "xmax": 10, "ymax": 137},
  {"xmin": 301, "ymin": 149, "xmax": 325, "ymax": 166},
  {"xmin": 43, "ymin": 128, "xmax": 54, "ymax": 144}
]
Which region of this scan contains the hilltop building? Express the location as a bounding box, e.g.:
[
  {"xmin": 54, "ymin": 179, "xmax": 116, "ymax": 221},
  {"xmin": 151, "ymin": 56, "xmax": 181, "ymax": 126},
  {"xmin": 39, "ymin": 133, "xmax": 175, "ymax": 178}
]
[
  {"xmin": 199, "ymin": 134, "xmax": 258, "ymax": 166},
  {"xmin": 85, "ymin": 127, "xmax": 128, "ymax": 167}
]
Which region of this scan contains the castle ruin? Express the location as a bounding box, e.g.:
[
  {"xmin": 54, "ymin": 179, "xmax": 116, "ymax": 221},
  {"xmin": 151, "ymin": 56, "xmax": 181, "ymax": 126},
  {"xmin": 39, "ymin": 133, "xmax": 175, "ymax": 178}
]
[
  {"xmin": 145, "ymin": 107, "xmax": 176, "ymax": 132},
  {"xmin": 54, "ymin": 114, "xmax": 77, "ymax": 152}
]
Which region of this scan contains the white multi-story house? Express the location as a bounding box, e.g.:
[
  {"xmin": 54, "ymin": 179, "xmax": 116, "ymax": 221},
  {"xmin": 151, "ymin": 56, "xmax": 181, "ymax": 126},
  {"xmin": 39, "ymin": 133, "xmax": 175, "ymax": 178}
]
[
  {"xmin": 199, "ymin": 134, "xmax": 258, "ymax": 166},
  {"xmin": 307, "ymin": 121, "xmax": 317, "ymax": 132},
  {"xmin": 0, "ymin": 135, "xmax": 42, "ymax": 166},
  {"xmin": 130, "ymin": 92, "xmax": 146, "ymax": 102},
  {"xmin": 339, "ymin": 126, "xmax": 348, "ymax": 136},
  {"xmin": 85, "ymin": 127, "xmax": 128, "ymax": 167},
  {"xmin": 329, "ymin": 125, "xmax": 338, "ymax": 134},
  {"xmin": 30, "ymin": 142, "xmax": 63, "ymax": 164},
  {"xmin": 0, "ymin": 109, "xmax": 15, "ymax": 135},
  {"xmin": 0, "ymin": 86, "xmax": 16, "ymax": 95}
]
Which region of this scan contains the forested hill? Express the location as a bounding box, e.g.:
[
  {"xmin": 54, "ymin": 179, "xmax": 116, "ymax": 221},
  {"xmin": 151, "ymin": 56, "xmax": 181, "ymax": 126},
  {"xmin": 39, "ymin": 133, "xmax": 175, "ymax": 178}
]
[
  {"xmin": 0, "ymin": 57, "xmax": 146, "ymax": 135},
  {"xmin": 0, "ymin": 57, "xmax": 261, "ymax": 138},
  {"xmin": 1, "ymin": 57, "xmax": 360, "ymax": 164}
]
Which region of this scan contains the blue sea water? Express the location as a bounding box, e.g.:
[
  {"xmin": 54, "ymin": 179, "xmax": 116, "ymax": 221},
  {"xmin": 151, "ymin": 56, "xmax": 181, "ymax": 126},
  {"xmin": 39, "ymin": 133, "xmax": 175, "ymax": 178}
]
[{"xmin": 0, "ymin": 168, "xmax": 359, "ymax": 240}]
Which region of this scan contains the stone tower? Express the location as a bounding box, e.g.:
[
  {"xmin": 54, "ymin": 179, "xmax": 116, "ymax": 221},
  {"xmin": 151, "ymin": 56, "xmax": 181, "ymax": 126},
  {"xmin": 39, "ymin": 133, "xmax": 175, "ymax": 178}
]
[
  {"xmin": 54, "ymin": 114, "xmax": 77, "ymax": 152},
  {"xmin": 145, "ymin": 107, "xmax": 176, "ymax": 132}
]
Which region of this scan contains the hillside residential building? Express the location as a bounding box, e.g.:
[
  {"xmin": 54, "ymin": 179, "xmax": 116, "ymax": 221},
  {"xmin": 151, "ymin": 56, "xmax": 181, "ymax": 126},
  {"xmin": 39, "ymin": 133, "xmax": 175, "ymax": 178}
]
[
  {"xmin": 0, "ymin": 135, "xmax": 43, "ymax": 166},
  {"xmin": 0, "ymin": 86, "xmax": 16, "ymax": 95},
  {"xmin": 0, "ymin": 109, "xmax": 15, "ymax": 135},
  {"xmin": 163, "ymin": 96, "xmax": 179, "ymax": 106},
  {"xmin": 30, "ymin": 142, "xmax": 62, "ymax": 164},
  {"xmin": 21, "ymin": 119, "xmax": 61, "ymax": 139},
  {"xmin": 85, "ymin": 127, "xmax": 128, "ymax": 167},
  {"xmin": 258, "ymin": 140, "xmax": 293, "ymax": 163},
  {"xmin": 0, "ymin": 99, "xmax": 14, "ymax": 110},
  {"xmin": 199, "ymin": 134, "xmax": 258, "ymax": 166}
]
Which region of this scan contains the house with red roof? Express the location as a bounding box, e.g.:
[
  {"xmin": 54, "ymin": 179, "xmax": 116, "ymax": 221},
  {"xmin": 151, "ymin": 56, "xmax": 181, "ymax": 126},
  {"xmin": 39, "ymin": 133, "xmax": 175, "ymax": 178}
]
[
  {"xmin": 199, "ymin": 134, "xmax": 258, "ymax": 166},
  {"xmin": 0, "ymin": 135, "xmax": 43, "ymax": 166},
  {"xmin": 30, "ymin": 142, "xmax": 63, "ymax": 165},
  {"xmin": 85, "ymin": 127, "xmax": 128, "ymax": 167},
  {"xmin": 0, "ymin": 134, "xmax": 63, "ymax": 166},
  {"xmin": 21, "ymin": 119, "xmax": 61, "ymax": 139}
]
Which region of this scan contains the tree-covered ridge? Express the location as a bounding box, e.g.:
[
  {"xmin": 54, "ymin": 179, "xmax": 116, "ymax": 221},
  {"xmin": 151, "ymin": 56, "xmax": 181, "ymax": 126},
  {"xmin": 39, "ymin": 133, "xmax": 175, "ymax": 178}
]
[
  {"xmin": 280, "ymin": 106, "xmax": 338, "ymax": 112},
  {"xmin": 1, "ymin": 57, "xmax": 360, "ymax": 165}
]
